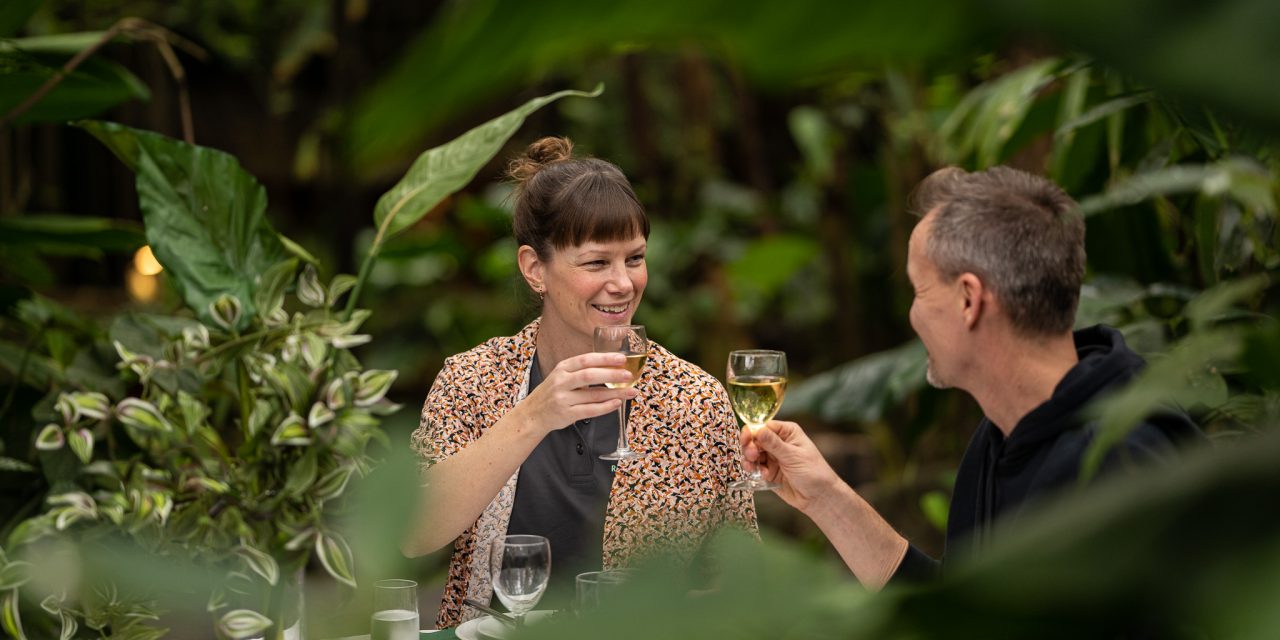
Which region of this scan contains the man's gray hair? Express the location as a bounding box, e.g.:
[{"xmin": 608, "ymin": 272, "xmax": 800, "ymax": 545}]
[{"xmin": 910, "ymin": 166, "xmax": 1085, "ymax": 336}]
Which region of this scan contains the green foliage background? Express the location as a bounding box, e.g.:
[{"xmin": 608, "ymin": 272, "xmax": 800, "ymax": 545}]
[{"xmin": 2, "ymin": 0, "xmax": 1279, "ymax": 637}]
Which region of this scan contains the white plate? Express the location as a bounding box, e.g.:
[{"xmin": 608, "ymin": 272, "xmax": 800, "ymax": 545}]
[{"xmin": 455, "ymin": 611, "xmax": 554, "ymax": 640}]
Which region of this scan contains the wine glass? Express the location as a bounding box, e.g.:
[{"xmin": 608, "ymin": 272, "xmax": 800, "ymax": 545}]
[
  {"xmin": 727, "ymin": 350, "xmax": 787, "ymax": 491},
  {"xmin": 593, "ymin": 325, "xmax": 648, "ymax": 461},
  {"xmin": 370, "ymin": 579, "xmax": 418, "ymax": 640},
  {"xmin": 490, "ymin": 535, "xmax": 551, "ymax": 623}
]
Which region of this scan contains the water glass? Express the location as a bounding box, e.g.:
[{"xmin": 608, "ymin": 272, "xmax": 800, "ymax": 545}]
[
  {"xmin": 370, "ymin": 579, "xmax": 418, "ymax": 640},
  {"xmin": 490, "ymin": 535, "xmax": 551, "ymax": 621},
  {"xmin": 574, "ymin": 569, "xmax": 630, "ymax": 615}
]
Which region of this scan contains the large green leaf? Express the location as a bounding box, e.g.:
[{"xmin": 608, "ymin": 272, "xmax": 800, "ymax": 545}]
[
  {"xmin": 0, "ymin": 55, "xmax": 149, "ymax": 124},
  {"xmin": 1077, "ymin": 158, "xmax": 1276, "ymax": 217},
  {"xmin": 725, "ymin": 234, "xmax": 820, "ymax": 300},
  {"xmin": 783, "ymin": 339, "xmax": 928, "ymax": 423},
  {"xmin": 989, "ymin": 0, "xmax": 1280, "ymax": 133},
  {"xmin": 76, "ymin": 120, "xmax": 286, "ymax": 330},
  {"xmin": 347, "ymin": 0, "xmax": 982, "ymax": 172},
  {"xmin": 0, "ymin": 214, "xmax": 145, "ymax": 258},
  {"xmin": 372, "ymin": 85, "xmax": 603, "ymax": 242}
]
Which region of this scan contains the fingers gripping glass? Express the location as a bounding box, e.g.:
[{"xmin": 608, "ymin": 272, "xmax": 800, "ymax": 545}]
[
  {"xmin": 593, "ymin": 325, "xmax": 648, "ymax": 461},
  {"xmin": 727, "ymin": 350, "xmax": 787, "ymax": 492}
]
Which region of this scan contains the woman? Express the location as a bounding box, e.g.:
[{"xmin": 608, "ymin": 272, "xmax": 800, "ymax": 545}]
[{"xmin": 407, "ymin": 137, "xmax": 756, "ymax": 627}]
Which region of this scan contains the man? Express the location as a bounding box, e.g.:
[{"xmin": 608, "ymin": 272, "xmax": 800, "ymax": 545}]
[{"xmin": 745, "ymin": 166, "xmax": 1200, "ymax": 588}]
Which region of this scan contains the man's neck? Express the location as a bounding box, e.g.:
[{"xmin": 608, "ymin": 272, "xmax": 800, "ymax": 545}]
[{"xmin": 967, "ymin": 331, "xmax": 1079, "ymax": 438}]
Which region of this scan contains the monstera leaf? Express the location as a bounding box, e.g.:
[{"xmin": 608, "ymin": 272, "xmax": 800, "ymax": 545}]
[{"xmin": 76, "ymin": 120, "xmax": 288, "ymax": 330}]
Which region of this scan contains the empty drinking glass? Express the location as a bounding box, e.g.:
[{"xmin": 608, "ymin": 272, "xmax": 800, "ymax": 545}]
[{"xmin": 490, "ymin": 535, "xmax": 551, "ymax": 623}]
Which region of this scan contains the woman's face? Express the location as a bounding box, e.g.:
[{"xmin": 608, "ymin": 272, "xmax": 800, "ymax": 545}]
[{"xmin": 527, "ymin": 234, "xmax": 648, "ymax": 347}]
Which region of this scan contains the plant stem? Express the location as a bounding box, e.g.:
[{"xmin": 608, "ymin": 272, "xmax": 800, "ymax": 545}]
[{"xmin": 1, "ymin": 18, "xmax": 207, "ymax": 136}]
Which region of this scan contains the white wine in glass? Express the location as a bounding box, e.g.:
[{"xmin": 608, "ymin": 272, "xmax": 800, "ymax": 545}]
[
  {"xmin": 593, "ymin": 325, "xmax": 648, "ymax": 461},
  {"xmin": 727, "ymin": 350, "xmax": 787, "ymax": 491}
]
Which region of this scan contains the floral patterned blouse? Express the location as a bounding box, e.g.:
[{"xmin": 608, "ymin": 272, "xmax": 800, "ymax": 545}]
[{"xmin": 412, "ymin": 319, "xmax": 757, "ymax": 628}]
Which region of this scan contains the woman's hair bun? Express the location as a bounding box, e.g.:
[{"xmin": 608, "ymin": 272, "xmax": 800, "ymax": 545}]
[{"xmin": 507, "ymin": 136, "xmax": 574, "ymax": 183}]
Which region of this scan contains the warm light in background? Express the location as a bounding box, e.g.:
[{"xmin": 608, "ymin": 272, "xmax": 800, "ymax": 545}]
[
  {"xmin": 133, "ymin": 245, "xmax": 163, "ymax": 276},
  {"xmin": 127, "ymin": 245, "xmax": 162, "ymax": 302}
]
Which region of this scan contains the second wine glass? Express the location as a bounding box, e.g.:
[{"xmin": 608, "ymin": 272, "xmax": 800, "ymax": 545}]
[
  {"xmin": 490, "ymin": 534, "xmax": 551, "ymax": 624},
  {"xmin": 727, "ymin": 349, "xmax": 787, "ymax": 491},
  {"xmin": 593, "ymin": 325, "xmax": 648, "ymax": 461}
]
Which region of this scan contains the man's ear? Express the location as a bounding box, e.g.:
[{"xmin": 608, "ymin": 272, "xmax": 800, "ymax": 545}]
[
  {"xmin": 958, "ymin": 272, "xmax": 986, "ymax": 330},
  {"xmin": 517, "ymin": 245, "xmax": 545, "ymax": 292}
]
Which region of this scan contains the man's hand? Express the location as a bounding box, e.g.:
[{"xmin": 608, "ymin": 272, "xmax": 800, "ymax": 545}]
[{"xmin": 742, "ymin": 420, "xmax": 842, "ymax": 515}]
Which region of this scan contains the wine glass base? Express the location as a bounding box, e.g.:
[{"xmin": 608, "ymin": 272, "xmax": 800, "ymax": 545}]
[
  {"xmin": 599, "ymin": 449, "xmax": 644, "ymax": 461},
  {"xmin": 729, "ymin": 477, "xmax": 780, "ymax": 492}
]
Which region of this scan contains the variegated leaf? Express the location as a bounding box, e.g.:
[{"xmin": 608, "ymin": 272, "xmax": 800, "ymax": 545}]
[
  {"xmin": 0, "ymin": 562, "xmax": 32, "ymax": 590},
  {"xmin": 283, "ymin": 450, "xmax": 318, "ymax": 497},
  {"xmin": 324, "ymin": 377, "xmax": 350, "ymax": 411},
  {"xmin": 327, "ymin": 274, "xmax": 357, "ymax": 307},
  {"xmin": 2, "ymin": 589, "xmax": 26, "ymax": 640},
  {"xmin": 178, "ymin": 390, "xmax": 210, "ymax": 433},
  {"xmin": 271, "ymin": 413, "xmax": 311, "ymax": 446},
  {"xmin": 316, "ymin": 309, "xmax": 371, "ymax": 338},
  {"xmin": 296, "ymin": 264, "xmax": 326, "ymax": 308},
  {"xmin": 308, "ymin": 402, "xmax": 335, "ymax": 428},
  {"xmin": 281, "ymin": 334, "xmax": 301, "ymax": 363},
  {"xmin": 330, "ymin": 334, "xmax": 371, "ymax": 349},
  {"xmin": 67, "ymin": 428, "xmax": 93, "ymax": 464},
  {"xmin": 39, "ymin": 594, "xmax": 60, "ymax": 616},
  {"xmin": 57, "ymin": 610, "xmax": 76, "ymax": 640},
  {"xmin": 209, "ymin": 293, "xmax": 244, "ymax": 331},
  {"xmin": 218, "ymin": 608, "xmax": 273, "ymax": 640},
  {"xmin": 244, "ymin": 398, "xmax": 273, "ymax": 440},
  {"xmin": 35, "ymin": 424, "xmax": 64, "ymax": 450},
  {"xmin": 236, "ymin": 545, "xmax": 279, "ymax": 586},
  {"xmin": 115, "ymin": 398, "xmax": 173, "ymax": 434},
  {"xmin": 253, "ymin": 258, "xmax": 298, "ymax": 318},
  {"xmin": 315, "ymin": 532, "xmax": 357, "ymax": 588},
  {"xmin": 185, "ymin": 477, "xmax": 230, "ymax": 494},
  {"xmin": 355, "ymin": 370, "xmax": 398, "ymax": 407},
  {"xmin": 301, "ymin": 333, "xmax": 328, "ymax": 371},
  {"xmin": 283, "ymin": 527, "xmax": 317, "ymax": 552},
  {"xmin": 207, "ymin": 586, "xmax": 228, "ymax": 613},
  {"xmin": 314, "ymin": 466, "xmax": 355, "ymax": 502},
  {"xmin": 182, "ymin": 323, "xmax": 210, "ymax": 350},
  {"xmin": 57, "ymin": 391, "xmax": 111, "ymax": 422}
]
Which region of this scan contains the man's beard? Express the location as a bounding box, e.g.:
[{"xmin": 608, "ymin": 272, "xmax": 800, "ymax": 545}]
[{"xmin": 924, "ymin": 358, "xmax": 953, "ymax": 389}]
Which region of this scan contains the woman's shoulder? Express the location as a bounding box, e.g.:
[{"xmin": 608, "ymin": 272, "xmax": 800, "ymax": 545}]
[
  {"xmin": 438, "ymin": 322, "xmax": 538, "ymax": 380},
  {"xmin": 646, "ymin": 342, "xmax": 726, "ymax": 394}
]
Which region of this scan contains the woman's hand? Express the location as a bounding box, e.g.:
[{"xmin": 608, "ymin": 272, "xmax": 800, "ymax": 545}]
[{"xmin": 517, "ymin": 352, "xmax": 638, "ymax": 434}]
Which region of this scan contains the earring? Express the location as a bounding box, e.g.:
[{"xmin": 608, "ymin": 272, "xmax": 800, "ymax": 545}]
[{"xmin": 534, "ymin": 286, "xmax": 545, "ymax": 301}]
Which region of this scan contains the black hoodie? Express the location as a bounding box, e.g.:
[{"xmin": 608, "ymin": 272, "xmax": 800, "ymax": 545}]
[{"xmin": 892, "ymin": 325, "xmax": 1203, "ymax": 583}]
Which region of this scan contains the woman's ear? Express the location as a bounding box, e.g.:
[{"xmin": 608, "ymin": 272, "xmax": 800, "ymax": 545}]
[{"xmin": 517, "ymin": 245, "xmax": 545, "ymax": 293}]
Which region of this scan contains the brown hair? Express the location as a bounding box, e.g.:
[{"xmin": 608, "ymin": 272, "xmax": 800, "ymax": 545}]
[
  {"xmin": 507, "ymin": 136, "xmax": 649, "ymax": 260},
  {"xmin": 909, "ymin": 166, "xmax": 1085, "ymax": 336}
]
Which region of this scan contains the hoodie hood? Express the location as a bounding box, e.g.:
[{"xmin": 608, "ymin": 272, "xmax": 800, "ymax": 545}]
[{"xmin": 946, "ymin": 324, "xmax": 1202, "ymax": 556}]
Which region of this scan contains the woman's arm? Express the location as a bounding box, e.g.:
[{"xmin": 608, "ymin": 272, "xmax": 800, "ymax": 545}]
[{"xmin": 402, "ymin": 351, "xmax": 638, "ymax": 557}]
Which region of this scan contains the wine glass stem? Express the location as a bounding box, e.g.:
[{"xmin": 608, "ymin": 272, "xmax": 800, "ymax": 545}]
[{"xmin": 616, "ymin": 400, "xmax": 629, "ymax": 452}]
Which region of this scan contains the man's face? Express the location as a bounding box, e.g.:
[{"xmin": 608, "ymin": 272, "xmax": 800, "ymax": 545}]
[{"xmin": 907, "ymin": 212, "xmax": 963, "ymax": 389}]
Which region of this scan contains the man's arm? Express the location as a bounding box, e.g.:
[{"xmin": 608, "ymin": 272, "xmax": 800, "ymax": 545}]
[{"xmin": 745, "ymin": 420, "xmax": 912, "ymax": 589}]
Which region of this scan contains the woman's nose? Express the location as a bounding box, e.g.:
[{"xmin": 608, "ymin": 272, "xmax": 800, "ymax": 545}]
[{"xmin": 604, "ymin": 264, "xmax": 633, "ymax": 293}]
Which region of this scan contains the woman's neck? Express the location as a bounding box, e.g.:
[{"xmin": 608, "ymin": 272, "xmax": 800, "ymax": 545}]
[{"xmin": 533, "ymin": 316, "xmax": 590, "ymax": 378}]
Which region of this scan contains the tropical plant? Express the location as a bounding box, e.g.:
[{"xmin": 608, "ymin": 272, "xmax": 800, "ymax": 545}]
[{"xmin": 0, "ymin": 77, "xmax": 603, "ymax": 638}]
